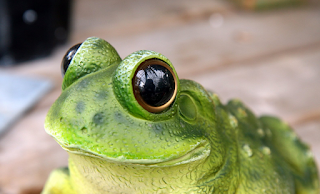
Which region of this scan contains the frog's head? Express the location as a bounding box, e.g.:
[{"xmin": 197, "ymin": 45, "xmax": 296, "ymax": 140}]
[{"xmin": 45, "ymin": 37, "xmax": 226, "ymax": 168}]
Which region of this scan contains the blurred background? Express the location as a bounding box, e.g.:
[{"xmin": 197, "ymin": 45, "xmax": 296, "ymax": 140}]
[{"xmin": 0, "ymin": 0, "xmax": 320, "ymax": 193}]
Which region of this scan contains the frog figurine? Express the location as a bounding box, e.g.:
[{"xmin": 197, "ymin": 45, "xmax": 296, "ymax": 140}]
[{"xmin": 42, "ymin": 37, "xmax": 319, "ymax": 194}]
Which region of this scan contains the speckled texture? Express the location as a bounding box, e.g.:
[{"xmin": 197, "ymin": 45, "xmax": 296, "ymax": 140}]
[
  {"xmin": 62, "ymin": 37, "xmax": 122, "ymax": 90},
  {"xmin": 42, "ymin": 37, "xmax": 319, "ymax": 194},
  {"xmin": 46, "ymin": 66, "xmax": 203, "ymax": 162},
  {"xmin": 113, "ymin": 50, "xmax": 180, "ymax": 120}
]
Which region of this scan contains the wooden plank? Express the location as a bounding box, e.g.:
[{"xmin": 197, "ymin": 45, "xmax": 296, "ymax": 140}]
[
  {"xmin": 95, "ymin": 7, "xmax": 320, "ymax": 76},
  {"xmin": 189, "ymin": 46, "xmax": 320, "ymax": 125},
  {"xmin": 72, "ymin": 0, "xmax": 233, "ymax": 40},
  {"xmin": 0, "ymin": 108, "xmax": 68, "ymax": 194},
  {"xmin": 0, "ymin": 1, "xmax": 320, "ymax": 193},
  {"xmin": 0, "ymin": 51, "xmax": 67, "ymax": 194}
]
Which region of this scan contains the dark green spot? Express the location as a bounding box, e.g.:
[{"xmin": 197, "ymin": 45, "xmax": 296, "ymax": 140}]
[
  {"xmin": 81, "ymin": 126, "xmax": 88, "ymax": 134},
  {"xmin": 93, "ymin": 112, "xmax": 105, "ymax": 125},
  {"xmin": 76, "ymin": 101, "xmax": 85, "ymax": 113},
  {"xmin": 152, "ymin": 124, "xmax": 163, "ymax": 134},
  {"xmin": 95, "ymin": 90, "xmax": 108, "ymax": 100},
  {"xmin": 76, "ymin": 79, "xmax": 90, "ymax": 90}
]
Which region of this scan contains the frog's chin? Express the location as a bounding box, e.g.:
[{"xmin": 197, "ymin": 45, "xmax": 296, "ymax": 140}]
[{"xmin": 58, "ymin": 141, "xmax": 211, "ymax": 167}]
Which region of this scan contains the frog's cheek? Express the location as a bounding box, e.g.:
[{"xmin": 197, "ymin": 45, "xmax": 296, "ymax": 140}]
[
  {"xmin": 112, "ymin": 50, "xmax": 180, "ymax": 121},
  {"xmin": 178, "ymin": 94, "xmax": 197, "ymax": 121}
]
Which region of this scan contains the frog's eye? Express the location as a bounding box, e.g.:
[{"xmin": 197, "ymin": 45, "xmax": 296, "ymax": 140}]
[
  {"xmin": 132, "ymin": 59, "xmax": 177, "ymax": 113},
  {"xmin": 61, "ymin": 43, "xmax": 82, "ymax": 76}
]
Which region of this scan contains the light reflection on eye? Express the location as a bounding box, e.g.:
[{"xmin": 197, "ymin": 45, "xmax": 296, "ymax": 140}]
[{"xmin": 132, "ymin": 59, "xmax": 177, "ymax": 113}]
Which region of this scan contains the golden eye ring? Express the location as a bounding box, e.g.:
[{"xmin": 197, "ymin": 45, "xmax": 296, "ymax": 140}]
[{"xmin": 132, "ymin": 59, "xmax": 178, "ymax": 113}]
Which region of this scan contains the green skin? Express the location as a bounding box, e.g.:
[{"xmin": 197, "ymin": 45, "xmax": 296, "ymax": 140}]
[{"xmin": 42, "ymin": 37, "xmax": 319, "ymax": 194}]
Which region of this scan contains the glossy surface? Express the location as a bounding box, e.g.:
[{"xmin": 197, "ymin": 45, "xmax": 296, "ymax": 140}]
[
  {"xmin": 61, "ymin": 43, "xmax": 82, "ymax": 76},
  {"xmin": 42, "ymin": 37, "xmax": 319, "ymax": 194},
  {"xmin": 133, "ymin": 59, "xmax": 176, "ymax": 112}
]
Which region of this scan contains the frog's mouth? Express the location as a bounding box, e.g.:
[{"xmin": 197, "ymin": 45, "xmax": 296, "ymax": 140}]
[{"xmin": 57, "ymin": 139, "xmax": 210, "ymax": 166}]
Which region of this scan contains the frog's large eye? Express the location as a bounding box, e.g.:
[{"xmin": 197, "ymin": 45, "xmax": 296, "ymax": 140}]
[
  {"xmin": 132, "ymin": 59, "xmax": 177, "ymax": 113},
  {"xmin": 61, "ymin": 43, "xmax": 82, "ymax": 76},
  {"xmin": 113, "ymin": 50, "xmax": 180, "ymax": 120}
]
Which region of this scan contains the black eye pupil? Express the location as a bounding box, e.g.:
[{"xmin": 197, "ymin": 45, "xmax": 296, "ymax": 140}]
[
  {"xmin": 61, "ymin": 43, "xmax": 82, "ymax": 76},
  {"xmin": 133, "ymin": 59, "xmax": 176, "ymax": 111}
]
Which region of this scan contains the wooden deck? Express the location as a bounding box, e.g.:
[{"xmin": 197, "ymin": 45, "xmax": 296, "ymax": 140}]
[{"xmin": 1, "ymin": 0, "xmax": 320, "ymax": 193}]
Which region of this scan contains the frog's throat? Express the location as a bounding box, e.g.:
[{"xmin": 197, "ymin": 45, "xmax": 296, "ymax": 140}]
[{"xmin": 55, "ymin": 139, "xmax": 211, "ymax": 167}]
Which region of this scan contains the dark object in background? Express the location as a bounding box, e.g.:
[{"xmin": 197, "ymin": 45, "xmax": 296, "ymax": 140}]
[{"xmin": 0, "ymin": 0, "xmax": 72, "ymax": 66}]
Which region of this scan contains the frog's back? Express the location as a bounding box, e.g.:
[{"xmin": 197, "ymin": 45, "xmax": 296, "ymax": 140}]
[{"xmin": 225, "ymin": 99, "xmax": 319, "ymax": 194}]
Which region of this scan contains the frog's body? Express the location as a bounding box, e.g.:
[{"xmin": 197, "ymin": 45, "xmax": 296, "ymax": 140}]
[{"xmin": 42, "ymin": 37, "xmax": 319, "ymax": 194}]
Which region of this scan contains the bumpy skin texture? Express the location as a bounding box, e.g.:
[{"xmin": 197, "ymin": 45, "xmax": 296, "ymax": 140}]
[{"xmin": 42, "ymin": 37, "xmax": 319, "ymax": 194}]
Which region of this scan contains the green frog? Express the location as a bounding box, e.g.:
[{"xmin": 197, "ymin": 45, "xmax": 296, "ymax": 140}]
[{"xmin": 42, "ymin": 37, "xmax": 319, "ymax": 194}]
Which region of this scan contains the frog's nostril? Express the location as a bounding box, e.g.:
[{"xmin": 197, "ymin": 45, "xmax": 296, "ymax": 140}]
[{"xmin": 178, "ymin": 94, "xmax": 196, "ymax": 121}]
